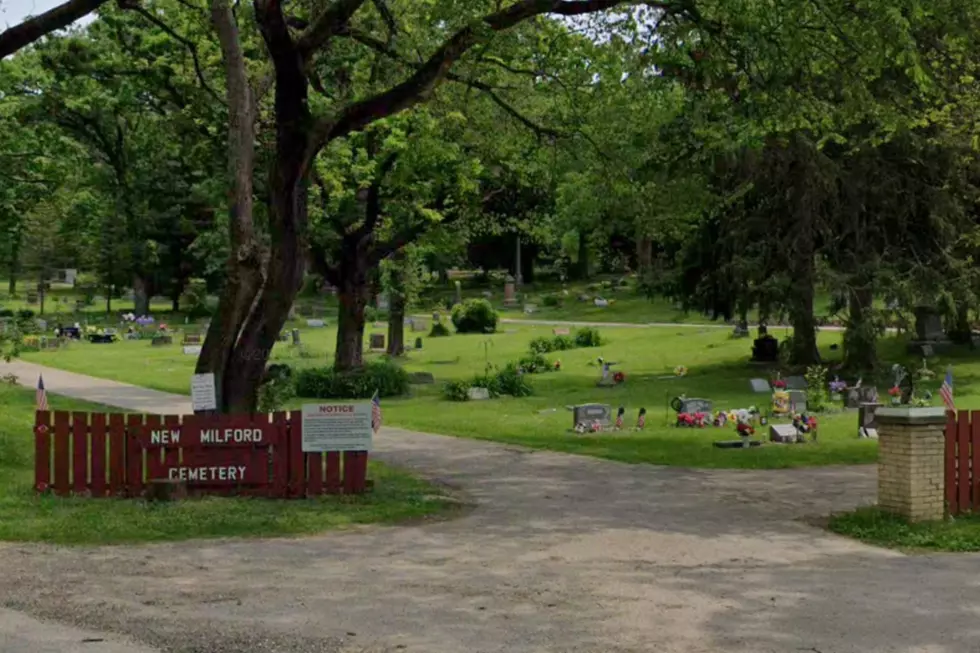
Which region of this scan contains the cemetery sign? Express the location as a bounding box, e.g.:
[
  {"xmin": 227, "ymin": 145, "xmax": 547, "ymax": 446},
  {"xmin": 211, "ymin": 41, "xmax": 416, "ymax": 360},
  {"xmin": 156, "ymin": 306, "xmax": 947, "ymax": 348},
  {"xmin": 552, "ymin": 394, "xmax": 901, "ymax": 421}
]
[{"xmin": 301, "ymin": 403, "xmax": 373, "ymax": 452}]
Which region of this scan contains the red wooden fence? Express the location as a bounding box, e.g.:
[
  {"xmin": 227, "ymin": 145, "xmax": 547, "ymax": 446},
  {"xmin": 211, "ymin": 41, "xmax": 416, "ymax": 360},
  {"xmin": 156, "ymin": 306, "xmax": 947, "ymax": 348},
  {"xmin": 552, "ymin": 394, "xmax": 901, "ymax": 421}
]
[
  {"xmin": 945, "ymin": 410, "xmax": 980, "ymax": 516},
  {"xmin": 34, "ymin": 410, "xmax": 369, "ymax": 498}
]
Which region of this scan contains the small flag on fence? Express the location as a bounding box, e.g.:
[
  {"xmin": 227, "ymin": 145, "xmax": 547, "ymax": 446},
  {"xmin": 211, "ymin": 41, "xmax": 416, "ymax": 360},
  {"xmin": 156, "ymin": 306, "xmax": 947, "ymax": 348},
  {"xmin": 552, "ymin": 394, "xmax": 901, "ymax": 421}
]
[
  {"xmin": 36, "ymin": 375, "xmax": 48, "ymax": 411},
  {"xmin": 371, "ymin": 390, "xmax": 382, "ymax": 434},
  {"xmin": 941, "ymin": 366, "xmax": 956, "ymax": 413}
]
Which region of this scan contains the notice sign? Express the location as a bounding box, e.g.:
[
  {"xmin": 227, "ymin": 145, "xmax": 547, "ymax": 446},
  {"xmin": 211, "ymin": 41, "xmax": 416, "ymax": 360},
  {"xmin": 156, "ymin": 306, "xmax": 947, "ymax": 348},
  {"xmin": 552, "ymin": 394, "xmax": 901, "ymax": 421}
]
[
  {"xmin": 191, "ymin": 373, "xmax": 217, "ymax": 411},
  {"xmin": 301, "ymin": 403, "xmax": 372, "ymax": 453}
]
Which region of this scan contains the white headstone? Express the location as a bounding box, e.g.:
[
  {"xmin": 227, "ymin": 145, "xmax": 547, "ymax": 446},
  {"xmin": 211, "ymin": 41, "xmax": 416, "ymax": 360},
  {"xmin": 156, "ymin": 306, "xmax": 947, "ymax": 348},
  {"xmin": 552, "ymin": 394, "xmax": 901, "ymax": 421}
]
[
  {"xmin": 306, "ymin": 319, "xmax": 325, "ymax": 328},
  {"xmin": 467, "ymin": 387, "xmax": 491, "ymax": 401},
  {"xmin": 190, "ymin": 373, "xmax": 217, "ymax": 411},
  {"xmin": 769, "ymin": 424, "xmax": 798, "ymax": 443},
  {"xmin": 749, "ymin": 378, "xmax": 771, "ymax": 393},
  {"xmin": 182, "ymin": 345, "xmax": 202, "ymax": 355}
]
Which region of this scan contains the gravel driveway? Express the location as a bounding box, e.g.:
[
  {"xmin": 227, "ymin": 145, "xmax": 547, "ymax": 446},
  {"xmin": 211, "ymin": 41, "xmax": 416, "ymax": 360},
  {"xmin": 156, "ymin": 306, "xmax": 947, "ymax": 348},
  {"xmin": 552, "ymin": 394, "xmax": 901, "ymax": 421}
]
[{"xmin": 2, "ymin": 362, "xmax": 979, "ymax": 652}]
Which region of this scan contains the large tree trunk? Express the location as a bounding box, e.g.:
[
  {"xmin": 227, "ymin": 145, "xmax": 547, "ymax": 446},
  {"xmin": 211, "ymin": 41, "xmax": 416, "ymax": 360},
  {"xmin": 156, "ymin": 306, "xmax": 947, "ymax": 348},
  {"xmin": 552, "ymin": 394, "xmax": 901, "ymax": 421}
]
[
  {"xmin": 575, "ymin": 230, "xmax": 590, "ymax": 280},
  {"xmin": 637, "ymin": 234, "xmax": 653, "ymax": 279},
  {"xmin": 843, "ymin": 284, "xmax": 876, "ymax": 370},
  {"xmin": 335, "ymin": 253, "xmax": 370, "ymax": 371},
  {"xmin": 386, "ymin": 296, "xmax": 405, "ymax": 356},
  {"xmin": 133, "ymin": 274, "xmax": 150, "ymax": 315},
  {"xmin": 196, "ymin": 0, "xmax": 264, "ymax": 413}
]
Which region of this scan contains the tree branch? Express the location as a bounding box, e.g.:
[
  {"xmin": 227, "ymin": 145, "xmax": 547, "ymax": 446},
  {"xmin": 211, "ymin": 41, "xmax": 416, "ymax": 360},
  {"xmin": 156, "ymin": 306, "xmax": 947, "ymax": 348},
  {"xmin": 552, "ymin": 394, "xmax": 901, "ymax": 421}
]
[
  {"xmin": 307, "ymin": 0, "xmax": 663, "ymax": 162},
  {"xmin": 373, "ymin": 211, "xmax": 458, "ymax": 263},
  {"xmin": 294, "ymin": 0, "xmax": 368, "ymax": 61},
  {"xmin": 121, "ymin": 2, "xmax": 224, "ymax": 104},
  {"xmin": 0, "ymin": 0, "xmax": 108, "ymax": 59}
]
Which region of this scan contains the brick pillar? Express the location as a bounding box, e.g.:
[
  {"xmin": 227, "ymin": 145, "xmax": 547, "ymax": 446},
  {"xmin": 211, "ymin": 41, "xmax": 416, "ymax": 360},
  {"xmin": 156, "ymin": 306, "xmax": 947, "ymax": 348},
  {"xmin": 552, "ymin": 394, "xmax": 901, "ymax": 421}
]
[{"xmin": 876, "ymin": 407, "xmax": 947, "ymax": 522}]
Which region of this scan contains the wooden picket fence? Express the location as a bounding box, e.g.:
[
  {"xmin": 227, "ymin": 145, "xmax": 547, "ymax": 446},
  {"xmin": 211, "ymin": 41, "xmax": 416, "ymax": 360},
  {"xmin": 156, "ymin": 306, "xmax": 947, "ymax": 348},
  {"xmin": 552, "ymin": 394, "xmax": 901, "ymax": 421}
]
[
  {"xmin": 34, "ymin": 410, "xmax": 368, "ymax": 498},
  {"xmin": 945, "ymin": 410, "xmax": 980, "ymax": 515}
]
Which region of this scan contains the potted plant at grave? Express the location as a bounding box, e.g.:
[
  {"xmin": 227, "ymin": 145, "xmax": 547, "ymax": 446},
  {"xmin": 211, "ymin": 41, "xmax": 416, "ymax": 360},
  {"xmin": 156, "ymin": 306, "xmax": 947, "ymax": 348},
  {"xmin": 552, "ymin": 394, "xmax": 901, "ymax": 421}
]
[
  {"xmin": 888, "ymin": 385, "xmax": 902, "ymax": 406},
  {"xmin": 829, "ymin": 377, "xmax": 847, "ymax": 403}
]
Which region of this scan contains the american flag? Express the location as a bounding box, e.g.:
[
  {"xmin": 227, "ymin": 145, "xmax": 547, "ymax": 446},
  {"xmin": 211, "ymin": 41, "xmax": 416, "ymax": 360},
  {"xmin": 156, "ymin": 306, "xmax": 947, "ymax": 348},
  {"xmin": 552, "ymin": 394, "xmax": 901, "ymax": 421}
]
[
  {"xmin": 941, "ymin": 366, "xmax": 956, "ymax": 414},
  {"xmin": 371, "ymin": 390, "xmax": 382, "ymax": 434},
  {"xmin": 36, "ymin": 375, "xmax": 48, "ymax": 411}
]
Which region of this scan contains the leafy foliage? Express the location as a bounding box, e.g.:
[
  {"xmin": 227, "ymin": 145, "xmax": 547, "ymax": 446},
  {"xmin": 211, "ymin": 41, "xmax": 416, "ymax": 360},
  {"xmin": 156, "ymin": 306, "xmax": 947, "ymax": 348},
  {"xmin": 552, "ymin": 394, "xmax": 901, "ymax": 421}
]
[
  {"xmin": 451, "ymin": 298, "xmax": 498, "ymax": 334},
  {"xmin": 295, "ymin": 360, "xmax": 409, "ymax": 400}
]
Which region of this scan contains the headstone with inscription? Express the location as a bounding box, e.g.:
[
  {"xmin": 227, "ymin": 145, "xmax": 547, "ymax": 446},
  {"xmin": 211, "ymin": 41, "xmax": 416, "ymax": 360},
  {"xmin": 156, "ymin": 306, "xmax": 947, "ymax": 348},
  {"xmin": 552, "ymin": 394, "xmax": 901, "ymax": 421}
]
[
  {"xmin": 789, "ymin": 390, "xmax": 807, "ymax": 413},
  {"xmin": 572, "ymin": 403, "xmax": 612, "ymax": 428},
  {"xmin": 769, "ymin": 424, "xmax": 799, "ymax": 444},
  {"xmin": 673, "ymin": 397, "xmax": 713, "ymax": 415},
  {"xmin": 503, "ymin": 275, "xmax": 517, "ymax": 306},
  {"xmin": 369, "ymin": 333, "xmax": 385, "ymax": 350}
]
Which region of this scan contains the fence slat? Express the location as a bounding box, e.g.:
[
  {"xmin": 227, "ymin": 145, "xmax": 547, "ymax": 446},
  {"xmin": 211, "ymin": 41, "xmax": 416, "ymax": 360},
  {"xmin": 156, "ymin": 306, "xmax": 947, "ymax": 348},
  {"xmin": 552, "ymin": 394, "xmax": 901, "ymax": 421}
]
[
  {"xmin": 34, "ymin": 410, "xmax": 51, "ymax": 493},
  {"xmin": 307, "ymin": 453, "xmax": 323, "ymax": 495},
  {"xmin": 325, "ymin": 452, "xmax": 341, "ymax": 494},
  {"xmin": 351, "ymin": 452, "xmax": 368, "ymax": 493},
  {"xmin": 126, "ymin": 414, "xmax": 144, "ymax": 497},
  {"xmin": 272, "ymin": 412, "xmax": 289, "ymax": 498},
  {"xmin": 958, "ymin": 411, "xmax": 971, "ymax": 512},
  {"xmin": 342, "ymin": 451, "xmax": 367, "ymax": 494},
  {"xmin": 946, "ymin": 412, "xmax": 958, "ymax": 514},
  {"xmin": 53, "ymin": 411, "xmax": 71, "ymax": 497},
  {"xmin": 90, "ymin": 413, "xmax": 107, "ymax": 497},
  {"xmin": 163, "ymin": 414, "xmax": 181, "ymax": 474},
  {"xmin": 71, "ymin": 411, "xmax": 89, "ymax": 494},
  {"xmin": 971, "ymin": 411, "xmax": 980, "ymax": 514},
  {"xmin": 288, "ymin": 410, "xmax": 304, "ymax": 497},
  {"xmin": 108, "ymin": 413, "xmax": 126, "ymax": 495}
]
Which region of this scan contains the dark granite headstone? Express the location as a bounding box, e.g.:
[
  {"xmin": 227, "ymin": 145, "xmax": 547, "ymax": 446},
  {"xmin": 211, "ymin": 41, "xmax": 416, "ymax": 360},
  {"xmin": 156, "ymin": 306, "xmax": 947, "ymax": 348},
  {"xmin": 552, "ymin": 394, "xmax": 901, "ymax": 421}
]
[
  {"xmin": 291, "ymin": 329, "xmax": 301, "ymax": 346},
  {"xmin": 151, "ymin": 334, "xmax": 173, "ymax": 346},
  {"xmin": 572, "ymin": 403, "xmax": 612, "ymax": 428},
  {"xmin": 751, "ymin": 336, "xmax": 779, "ymax": 362},
  {"xmin": 414, "ymin": 337, "xmax": 423, "ymax": 349},
  {"xmin": 785, "ymin": 376, "xmax": 807, "ymax": 391},
  {"xmin": 369, "ymin": 333, "xmax": 385, "ymax": 349},
  {"xmin": 676, "ymin": 398, "xmax": 713, "ymax": 414}
]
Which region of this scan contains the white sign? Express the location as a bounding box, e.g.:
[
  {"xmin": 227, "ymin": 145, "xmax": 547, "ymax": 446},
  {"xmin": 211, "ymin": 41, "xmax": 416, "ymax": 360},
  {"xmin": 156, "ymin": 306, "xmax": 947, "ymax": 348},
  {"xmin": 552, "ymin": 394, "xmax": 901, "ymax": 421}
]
[
  {"xmin": 191, "ymin": 373, "xmax": 217, "ymax": 411},
  {"xmin": 301, "ymin": 403, "xmax": 372, "ymax": 452},
  {"xmin": 306, "ymin": 319, "xmax": 325, "ymax": 328},
  {"xmin": 183, "ymin": 345, "xmax": 203, "ymax": 355}
]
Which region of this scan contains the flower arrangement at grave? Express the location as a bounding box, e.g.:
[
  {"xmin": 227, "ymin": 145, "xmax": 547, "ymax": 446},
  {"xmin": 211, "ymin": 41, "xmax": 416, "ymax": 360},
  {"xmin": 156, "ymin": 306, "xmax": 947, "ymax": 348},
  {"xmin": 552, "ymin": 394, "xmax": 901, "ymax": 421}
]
[
  {"xmin": 713, "ymin": 411, "xmax": 729, "ymax": 427},
  {"xmin": 554, "ymin": 359, "xmax": 562, "ymax": 371},
  {"xmin": 674, "ymin": 365, "xmax": 688, "ymax": 377},
  {"xmin": 888, "ymin": 385, "xmax": 902, "ymax": 405},
  {"xmin": 914, "ymin": 358, "xmax": 936, "ymax": 383},
  {"xmin": 692, "ymin": 411, "xmax": 709, "ymax": 427},
  {"xmin": 613, "ymin": 371, "xmax": 626, "ymax": 384},
  {"xmin": 676, "ymin": 412, "xmax": 694, "ymax": 427},
  {"xmin": 771, "ymin": 376, "xmax": 787, "ymax": 390},
  {"xmin": 829, "ymin": 377, "xmax": 847, "ymax": 402},
  {"xmin": 735, "ymin": 421, "xmax": 755, "ymax": 437}
]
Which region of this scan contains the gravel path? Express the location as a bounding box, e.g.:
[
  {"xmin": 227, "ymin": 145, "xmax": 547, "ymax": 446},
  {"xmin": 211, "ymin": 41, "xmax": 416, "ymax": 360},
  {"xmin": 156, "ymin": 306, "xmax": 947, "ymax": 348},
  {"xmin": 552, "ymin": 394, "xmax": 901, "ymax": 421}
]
[{"xmin": 1, "ymin": 361, "xmax": 977, "ymax": 653}]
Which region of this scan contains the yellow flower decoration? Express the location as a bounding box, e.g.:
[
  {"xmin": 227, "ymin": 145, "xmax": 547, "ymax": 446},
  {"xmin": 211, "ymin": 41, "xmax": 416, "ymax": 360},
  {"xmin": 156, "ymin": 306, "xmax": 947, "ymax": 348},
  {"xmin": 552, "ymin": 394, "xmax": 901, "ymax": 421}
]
[{"xmin": 674, "ymin": 365, "xmax": 688, "ymax": 377}]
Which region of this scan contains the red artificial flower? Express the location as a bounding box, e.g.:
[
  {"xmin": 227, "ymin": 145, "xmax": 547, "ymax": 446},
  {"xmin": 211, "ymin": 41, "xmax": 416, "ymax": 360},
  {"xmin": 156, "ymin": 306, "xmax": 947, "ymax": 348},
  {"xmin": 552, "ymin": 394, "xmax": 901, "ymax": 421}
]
[
  {"xmin": 771, "ymin": 379, "xmax": 787, "ymax": 389},
  {"xmin": 888, "ymin": 386, "xmax": 902, "ymax": 397},
  {"xmin": 613, "ymin": 371, "xmax": 626, "ymax": 384}
]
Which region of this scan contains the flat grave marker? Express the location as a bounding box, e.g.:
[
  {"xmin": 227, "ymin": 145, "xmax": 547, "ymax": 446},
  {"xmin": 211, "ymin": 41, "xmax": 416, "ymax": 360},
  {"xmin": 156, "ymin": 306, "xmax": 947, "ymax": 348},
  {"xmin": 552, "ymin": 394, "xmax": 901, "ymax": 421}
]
[
  {"xmin": 306, "ymin": 319, "xmax": 325, "ymax": 328},
  {"xmin": 468, "ymin": 387, "xmax": 491, "ymax": 401},
  {"xmin": 769, "ymin": 424, "xmax": 799, "ymax": 443}
]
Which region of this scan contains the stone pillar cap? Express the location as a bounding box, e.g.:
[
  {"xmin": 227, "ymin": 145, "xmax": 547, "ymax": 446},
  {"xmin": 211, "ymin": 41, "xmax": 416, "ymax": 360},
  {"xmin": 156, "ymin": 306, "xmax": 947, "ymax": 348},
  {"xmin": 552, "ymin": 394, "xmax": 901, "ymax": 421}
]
[{"xmin": 876, "ymin": 406, "xmax": 949, "ymax": 425}]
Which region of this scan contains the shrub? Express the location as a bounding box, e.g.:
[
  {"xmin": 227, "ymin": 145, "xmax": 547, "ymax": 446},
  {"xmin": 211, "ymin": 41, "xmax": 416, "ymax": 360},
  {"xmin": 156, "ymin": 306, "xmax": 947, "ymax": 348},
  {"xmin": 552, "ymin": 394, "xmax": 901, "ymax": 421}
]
[
  {"xmin": 574, "ymin": 327, "xmax": 603, "ymax": 348},
  {"xmin": 451, "ymin": 298, "xmax": 498, "ymax": 334},
  {"xmin": 16, "ymin": 309, "xmax": 34, "ymax": 320},
  {"xmin": 552, "ymin": 334, "xmax": 575, "ymax": 350},
  {"xmin": 541, "ymin": 293, "xmax": 561, "ymax": 307},
  {"xmin": 529, "ymin": 336, "xmax": 555, "ymax": 354},
  {"xmin": 258, "ymin": 364, "xmax": 296, "ymax": 412},
  {"xmin": 442, "ymin": 380, "xmax": 471, "ymax": 402},
  {"xmin": 469, "ymin": 369, "xmax": 502, "ymax": 397},
  {"xmin": 0, "ymin": 308, "xmax": 13, "ymax": 318},
  {"xmin": 295, "ymin": 360, "xmax": 409, "ymax": 399},
  {"xmin": 518, "ymin": 353, "xmax": 551, "ymax": 374},
  {"xmin": 429, "ymin": 322, "xmax": 451, "ymax": 337},
  {"xmin": 181, "ymin": 278, "xmax": 211, "ymax": 319},
  {"xmin": 495, "ymin": 362, "xmax": 534, "ymax": 397},
  {"xmin": 364, "ymin": 305, "xmax": 381, "ymax": 322}
]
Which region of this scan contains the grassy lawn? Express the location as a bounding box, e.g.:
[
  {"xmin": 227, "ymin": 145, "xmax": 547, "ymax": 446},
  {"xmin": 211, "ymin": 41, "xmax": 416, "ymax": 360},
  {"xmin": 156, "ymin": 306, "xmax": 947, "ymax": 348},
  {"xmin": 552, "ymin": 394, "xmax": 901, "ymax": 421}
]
[
  {"xmin": 828, "ymin": 507, "xmax": 980, "ymax": 552},
  {"xmin": 20, "ymin": 320, "xmax": 918, "ymax": 469},
  {"xmin": 0, "ymin": 384, "xmax": 456, "ymax": 545}
]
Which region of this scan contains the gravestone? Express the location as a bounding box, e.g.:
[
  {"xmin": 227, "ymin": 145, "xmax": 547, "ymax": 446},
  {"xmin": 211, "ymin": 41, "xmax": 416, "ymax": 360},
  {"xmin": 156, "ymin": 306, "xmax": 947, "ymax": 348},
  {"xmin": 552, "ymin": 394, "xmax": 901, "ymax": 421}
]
[
  {"xmin": 751, "ymin": 335, "xmax": 779, "ymax": 362},
  {"xmin": 553, "ymin": 327, "xmax": 571, "ymax": 336},
  {"xmin": 182, "ymin": 333, "xmax": 202, "ymax": 345},
  {"xmin": 151, "ymin": 334, "xmax": 173, "ymax": 346},
  {"xmin": 503, "ymin": 275, "xmax": 517, "ymax": 306},
  {"xmin": 414, "ymin": 337, "xmax": 423, "ymax": 349},
  {"xmin": 572, "ymin": 403, "xmax": 612, "ymax": 428},
  {"xmin": 845, "ymin": 388, "xmax": 861, "ymax": 409},
  {"xmin": 789, "ymin": 390, "xmax": 807, "ymax": 413},
  {"xmin": 749, "ymin": 378, "xmax": 771, "ymax": 393},
  {"xmin": 369, "ymin": 333, "xmax": 385, "ymax": 349},
  {"xmin": 769, "ymin": 424, "xmax": 799, "ymax": 443},
  {"xmin": 914, "ymin": 306, "xmax": 946, "ymax": 341},
  {"xmin": 306, "ymin": 319, "xmax": 325, "ymax": 328},
  {"xmin": 182, "ymin": 345, "xmax": 202, "ymax": 355},
  {"xmin": 26, "ymin": 292, "xmax": 38, "ymax": 304},
  {"xmin": 411, "ymin": 319, "xmax": 428, "ymax": 332},
  {"xmin": 785, "ymin": 376, "xmax": 807, "ymax": 391},
  {"xmin": 732, "ymin": 321, "xmax": 750, "ymax": 338},
  {"xmin": 674, "ymin": 397, "xmax": 713, "ymax": 414},
  {"xmin": 468, "ymin": 387, "xmax": 491, "ymax": 401},
  {"xmin": 377, "ymin": 293, "xmax": 390, "ymax": 312},
  {"xmin": 409, "ymin": 372, "xmax": 435, "ymax": 385},
  {"xmin": 858, "ymin": 402, "xmax": 882, "ymax": 435},
  {"xmin": 291, "ymin": 329, "xmax": 301, "ymax": 346}
]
